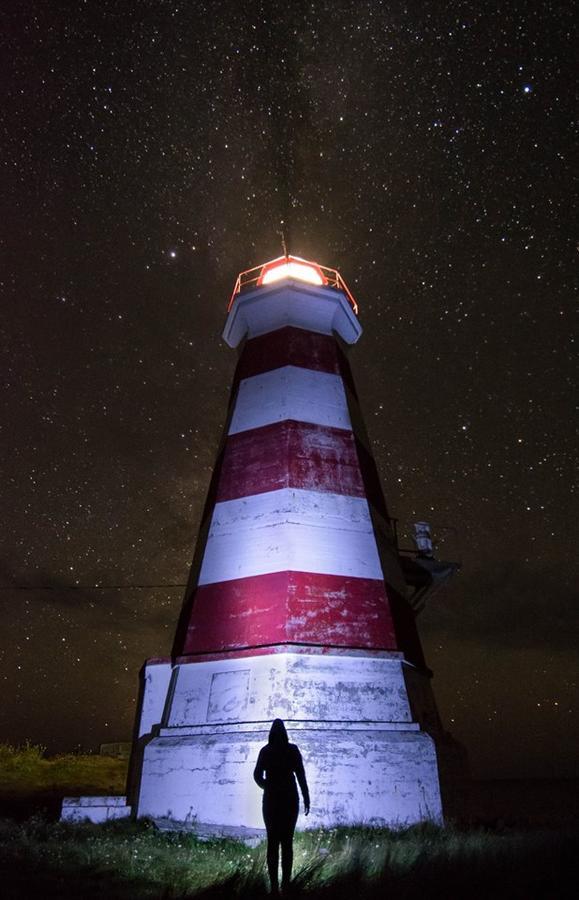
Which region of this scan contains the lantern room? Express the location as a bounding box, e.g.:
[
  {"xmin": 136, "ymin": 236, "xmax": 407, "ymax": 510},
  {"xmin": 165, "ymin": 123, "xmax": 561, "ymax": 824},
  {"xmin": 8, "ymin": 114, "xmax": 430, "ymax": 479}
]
[
  {"xmin": 228, "ymin": 255, "xmax": 359, "ymax": 314},
  {"xmin": 258, "ymin": 255, "xmax": 326, "ymax": 287}
]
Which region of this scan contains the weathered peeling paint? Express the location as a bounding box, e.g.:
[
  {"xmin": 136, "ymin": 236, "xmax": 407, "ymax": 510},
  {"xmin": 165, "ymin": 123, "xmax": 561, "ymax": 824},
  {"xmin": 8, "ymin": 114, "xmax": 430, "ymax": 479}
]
[
  {"xmin": 166, "ymin": 652, "xmax": 414, "ymax": 726},
  {"xmin": 216, "ymin": 420, "xmax": 365, "ymax": 502},
  {"xmin": 234, "ymin": 326, "xmax": 343, "ymax": 382},
  {"xmin": 198, "ymin": 488, "xmax": 383, "ymax": 586},
  {"xmin": 137, "ymin": 726, "xmax": 442, "ymax": 829},
  {"xmin": 182, "ymin": 571, "xmax": 397, "ymax": 653}
]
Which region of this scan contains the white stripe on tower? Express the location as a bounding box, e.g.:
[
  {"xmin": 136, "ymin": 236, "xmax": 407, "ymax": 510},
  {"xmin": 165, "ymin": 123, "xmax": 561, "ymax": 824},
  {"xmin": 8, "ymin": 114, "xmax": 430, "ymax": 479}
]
[
  {"xmin": 228, "ymin": 366, "xmax": 352, "ymax": 435},
  {"xmin": 198, "ymin": 488, "xmax": 382, "ymax": 585}
]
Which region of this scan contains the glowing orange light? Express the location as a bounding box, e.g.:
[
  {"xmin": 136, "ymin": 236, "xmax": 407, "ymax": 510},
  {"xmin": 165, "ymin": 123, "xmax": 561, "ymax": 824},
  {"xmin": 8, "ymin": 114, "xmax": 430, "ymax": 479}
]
[
  {"xmin": 258, "ymin": 256, "xmax": 325, "ymax": 287},
  {"xmin": 228, "ymin": 255, "xmax": 359, "ymax": 314}
]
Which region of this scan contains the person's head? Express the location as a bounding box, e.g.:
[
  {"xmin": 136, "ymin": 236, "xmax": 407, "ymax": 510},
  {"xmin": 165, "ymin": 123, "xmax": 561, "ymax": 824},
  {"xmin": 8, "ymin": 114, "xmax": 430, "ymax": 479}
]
[{"xmin": 268, "ymin": 718, "xmax": 289, "ymax": 747}]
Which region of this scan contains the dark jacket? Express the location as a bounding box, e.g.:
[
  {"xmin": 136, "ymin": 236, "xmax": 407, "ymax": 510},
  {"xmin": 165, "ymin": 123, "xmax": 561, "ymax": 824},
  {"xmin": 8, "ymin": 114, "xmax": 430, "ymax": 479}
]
[{"xmin": 254, "ymin": 741, "xmax": 309, "ymax": 805}]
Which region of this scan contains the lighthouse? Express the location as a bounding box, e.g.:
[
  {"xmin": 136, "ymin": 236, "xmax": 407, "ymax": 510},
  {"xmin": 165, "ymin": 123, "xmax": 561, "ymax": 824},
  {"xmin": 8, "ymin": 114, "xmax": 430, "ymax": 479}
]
[{"xmin": 119, "ymin": 254, "xmax": 454, "ymax": 832}]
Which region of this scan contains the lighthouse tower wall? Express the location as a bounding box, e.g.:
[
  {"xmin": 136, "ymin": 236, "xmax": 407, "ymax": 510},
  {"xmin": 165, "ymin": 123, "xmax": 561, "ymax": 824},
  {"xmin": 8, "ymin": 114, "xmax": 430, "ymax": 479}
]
[{"xmin": 133, "ymin": 280, "xmax": 443, "ymax": 830}]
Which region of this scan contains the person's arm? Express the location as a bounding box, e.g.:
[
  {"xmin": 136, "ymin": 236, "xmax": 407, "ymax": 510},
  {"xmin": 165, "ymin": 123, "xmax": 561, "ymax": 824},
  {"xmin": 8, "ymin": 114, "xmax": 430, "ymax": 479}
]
[
  {"xmin": 253, "ymin": 748, "xmax": 267, "ymax": 789},
  {"xmin": 293, "ymin": 748, "xmax": 310, "ymax": 815}
]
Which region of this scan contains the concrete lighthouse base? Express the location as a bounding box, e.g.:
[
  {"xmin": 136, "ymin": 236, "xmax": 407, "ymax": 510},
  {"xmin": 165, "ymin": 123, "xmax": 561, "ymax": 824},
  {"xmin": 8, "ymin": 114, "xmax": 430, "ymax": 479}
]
[
  {"xmin": 132, "ymin": 649, "xmax": 443, "ymax": 830},
  {"xmin": 136, "ymin": 724, "xmax": 441, "ymax": 831}
]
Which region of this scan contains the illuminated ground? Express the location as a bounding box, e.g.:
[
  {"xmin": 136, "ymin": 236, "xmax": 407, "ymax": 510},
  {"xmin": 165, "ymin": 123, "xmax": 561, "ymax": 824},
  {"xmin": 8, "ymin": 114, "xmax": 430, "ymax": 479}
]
[
  {"xmin": 0, "ymin": 746, "xmax": 576, "ymax": 898},
  {"xmin": 0, "ymin": 817, "xmax": 577, "ymax": 898}
]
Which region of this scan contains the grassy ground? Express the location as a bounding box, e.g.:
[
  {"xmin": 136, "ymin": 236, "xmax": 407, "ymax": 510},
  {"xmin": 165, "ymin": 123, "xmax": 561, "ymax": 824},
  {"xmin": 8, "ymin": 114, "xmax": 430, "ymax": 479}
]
[
  {"xmin": 0, "ymin": 743, "xmax": 128, "ymax": 795},
  {"xmin": 0, "ymin": 746, "xmax": 576, "ymax": 898},
  {"xmin": 0, "ymin": 743, "xmax": 127, "ymax": 820},
  {"xmin": 0, "ymin": 816, "xmax": 576, "ymax": 899}
]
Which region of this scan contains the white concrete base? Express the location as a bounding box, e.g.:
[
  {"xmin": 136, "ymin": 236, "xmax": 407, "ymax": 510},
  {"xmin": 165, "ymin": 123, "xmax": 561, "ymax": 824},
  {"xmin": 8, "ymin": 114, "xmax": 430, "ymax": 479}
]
[
  {"xmin": 137, "ymin": 726, "xmax": 441, "ymax": 828},
  {"xmin": 134, "ymin": 649, "xmax": 443, "ymax": 828},
  {"xmin": 161, "ymin": 651, "xmax": 414, "ymax": 730},
  {"xmin": 61, "ymin": 795, "xmax": 131, "ymax": 823}
]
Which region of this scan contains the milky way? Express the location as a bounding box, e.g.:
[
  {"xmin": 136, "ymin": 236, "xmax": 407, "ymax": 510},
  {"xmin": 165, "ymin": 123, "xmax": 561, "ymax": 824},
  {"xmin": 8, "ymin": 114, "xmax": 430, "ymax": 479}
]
[{"xmin": 1, "ymin": 1, "xmax": 576, "ymax": 778}]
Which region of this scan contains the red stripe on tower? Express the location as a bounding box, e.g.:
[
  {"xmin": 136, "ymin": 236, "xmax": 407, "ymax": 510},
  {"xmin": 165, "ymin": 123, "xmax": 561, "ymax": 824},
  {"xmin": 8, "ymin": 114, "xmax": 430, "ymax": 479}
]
[
  {"xmin": 181, "ymin": 571, "xmax": 397, "ymax": 654},
  {"xmin": 215, "ymin": 421, "xmax": 365, "ymax": 502}
]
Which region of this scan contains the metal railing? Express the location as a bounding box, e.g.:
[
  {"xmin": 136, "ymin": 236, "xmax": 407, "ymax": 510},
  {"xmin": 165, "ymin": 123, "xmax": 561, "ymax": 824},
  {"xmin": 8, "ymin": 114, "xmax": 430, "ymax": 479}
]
[{"xmin": 228, "ymin": 255, "xmax": 359, "ymax": 314}]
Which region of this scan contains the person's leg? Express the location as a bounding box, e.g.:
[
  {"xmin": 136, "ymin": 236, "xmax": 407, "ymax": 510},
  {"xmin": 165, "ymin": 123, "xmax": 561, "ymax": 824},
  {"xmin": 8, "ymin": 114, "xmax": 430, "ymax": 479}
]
[
  {"xmin": 280, "ymin": 831, "xmax": 293, "ymax": 890},
  {"xmin": 280, "ymin": 807, "xmax": 298, "ymax": 890},
  {"xmin": 266, "ymin": 826, "xmax": 281, "ymax": 894}
]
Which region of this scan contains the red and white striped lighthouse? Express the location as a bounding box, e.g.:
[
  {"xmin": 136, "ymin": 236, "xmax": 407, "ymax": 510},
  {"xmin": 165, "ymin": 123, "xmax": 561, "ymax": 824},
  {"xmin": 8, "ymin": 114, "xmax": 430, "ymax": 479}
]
[{"xmin": 132, "ymin": 256, "xmax": 444, "ymax": 830}]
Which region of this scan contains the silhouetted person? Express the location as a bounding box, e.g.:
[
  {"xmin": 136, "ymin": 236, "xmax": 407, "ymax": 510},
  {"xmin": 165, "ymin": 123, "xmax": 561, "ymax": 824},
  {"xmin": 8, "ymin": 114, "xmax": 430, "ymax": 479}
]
[{"xmin": 254, "ymin": 719, "xmax": 310, "ymax": 894}]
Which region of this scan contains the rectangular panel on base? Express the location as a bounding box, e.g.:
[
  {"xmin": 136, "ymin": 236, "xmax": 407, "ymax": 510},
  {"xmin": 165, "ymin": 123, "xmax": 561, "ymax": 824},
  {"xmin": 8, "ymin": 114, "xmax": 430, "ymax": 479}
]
[{"xmin": 167, "ymin": 652, "xmax": 414, "ymax": 727}]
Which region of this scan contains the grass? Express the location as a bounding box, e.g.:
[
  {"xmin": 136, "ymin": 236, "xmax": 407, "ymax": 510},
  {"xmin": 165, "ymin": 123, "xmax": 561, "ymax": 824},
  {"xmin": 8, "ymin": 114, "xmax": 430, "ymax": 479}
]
[
  {"xmin": 0, "ymin": 745, "xmax": 576, "ymax": 898},
  {"xmin": 0, "ymin": 743, "xmax": 128, "ymax": 797},
  {"xmin": 0, "ymin": 816, "xmax": 576, "ymax": 899}
]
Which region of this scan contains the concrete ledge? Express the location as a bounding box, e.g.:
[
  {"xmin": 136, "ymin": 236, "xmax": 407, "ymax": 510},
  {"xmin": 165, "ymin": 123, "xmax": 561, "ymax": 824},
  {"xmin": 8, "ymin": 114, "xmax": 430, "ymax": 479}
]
[
  {"xmin": 61, "ymin": 795, "xmax": 132, "ymax": 823},
  {"xmin": 158, "ymin": 721, "xmax": 421, "ymax": 736}
]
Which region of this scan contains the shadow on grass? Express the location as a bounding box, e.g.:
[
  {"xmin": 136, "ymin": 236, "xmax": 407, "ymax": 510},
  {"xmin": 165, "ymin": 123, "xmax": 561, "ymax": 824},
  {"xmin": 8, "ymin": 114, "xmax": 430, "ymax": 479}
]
[{"xmin": 0, "ymin": 867, "xmax": 161, "ymax": 900}]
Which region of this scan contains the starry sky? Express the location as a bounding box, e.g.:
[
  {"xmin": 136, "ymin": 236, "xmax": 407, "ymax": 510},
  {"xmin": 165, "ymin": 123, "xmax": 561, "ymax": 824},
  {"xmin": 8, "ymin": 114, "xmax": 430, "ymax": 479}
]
[{"xmin": 1, "ymin": 0, "xmax": 576, "ymax": 780}]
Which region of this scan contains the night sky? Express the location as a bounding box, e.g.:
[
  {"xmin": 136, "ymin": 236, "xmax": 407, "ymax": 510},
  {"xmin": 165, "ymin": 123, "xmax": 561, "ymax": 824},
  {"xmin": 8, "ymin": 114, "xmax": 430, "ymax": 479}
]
[{"xmin": 1, "ymin": 1, "xmax": 576, "ymax": 780}]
